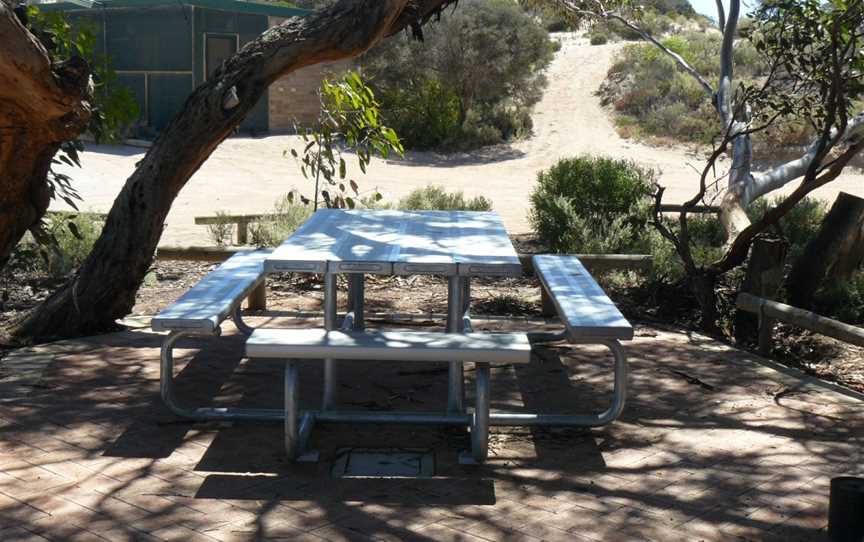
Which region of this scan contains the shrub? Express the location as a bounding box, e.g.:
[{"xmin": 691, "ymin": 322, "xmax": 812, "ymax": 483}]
[
  {"xmin": 590, "ymin": 33, "xmax": 609, "ymax": 45},
  {"xmin": 529, "ymin": 156, "xmax": 656, "ymax": 253},
  {"xmin": 814, "ymin": 270, "xmax": 864, "ymax": 324},
  {"xmin": 362, "ymin": 0, "xmax": 554, "ymax": 151},
  {"xmin": 249, "ymin": 194, "xmax": 314, "ymax": 247},
  {"xmin": 376, "ymin": 80, "xmax": 463, "ymax": 150},
  {"xmin": 41, "ymin": 212, "xmax": 104, "ymax": 276},
  {"xmin": 206, "ymin": 211, "xmax": 235, "ymax": 246},
  {"xmin": 600, "ymin": 31, "xmax": 771, "ymax": 146},
  {"xmin": 746, "ymin": 196, "xmax": 827, "ymax": 261},
  {"xmin": 398, "ymin": 186, "xmax": 493, "ymax": 211}
]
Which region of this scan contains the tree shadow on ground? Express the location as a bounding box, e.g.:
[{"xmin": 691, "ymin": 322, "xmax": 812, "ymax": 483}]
[{"xmin": 0, "ymin": 321, "xmax": 859, "ymax": 540}]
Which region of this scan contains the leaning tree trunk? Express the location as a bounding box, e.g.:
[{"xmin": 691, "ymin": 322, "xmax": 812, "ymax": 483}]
[
  {"xmin": 2, "ymin": 0, "xmax": 454, "ymax": 345},
  {"xmin": 0, "ymin": 1, "xmax": 92, "ymax": 268},
  {"xmin": 787, "ymin": 192, "xmax": 864, "ymax": 309}
]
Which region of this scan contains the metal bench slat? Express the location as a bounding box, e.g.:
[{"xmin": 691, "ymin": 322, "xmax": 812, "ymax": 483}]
[
  {"xmin": 246, "ymin": 329, "xmax": 532, "ymax": 364},
  {"xmin": 152, "ymin": 249, "xmax": 271, "ymax": 333},
  {"xmin": 533, "ymin": 254, "xmax": 633, "ymax": 341}
]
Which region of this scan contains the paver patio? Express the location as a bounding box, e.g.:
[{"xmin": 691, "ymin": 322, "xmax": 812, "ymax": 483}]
[{"xmin": 1, "ymin": 315, "xmax": 862, "ymax": 541}]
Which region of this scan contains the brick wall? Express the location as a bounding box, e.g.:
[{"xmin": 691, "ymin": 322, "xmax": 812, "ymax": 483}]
[{"xmin": 267, "ymin": 16, "xmax": 352, "ymax": 131}]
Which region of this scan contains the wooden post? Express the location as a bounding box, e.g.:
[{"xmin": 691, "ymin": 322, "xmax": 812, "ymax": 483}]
[
  {"xmin": 735, "ymin": 237, "xmax": 787, "ymax": 352},
  {"xmin": 787, "ymin": 192, "xmax": 864, "ymax": 308},
  {"xmin": 246, "ymin": 281, "xmax": 267, "ymax": 311},
  {"xmin": 541, "ymin": 288, "xmax": 556, "ymax": 317},
  {"xmin": 237, "ymin": 221, "xmax": 249, "ymax": 245}
]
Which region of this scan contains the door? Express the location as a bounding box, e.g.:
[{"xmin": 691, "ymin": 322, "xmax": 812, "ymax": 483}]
[{"xmin": 205, "ymin": 34, "xmax": 237, "ymax": 79}]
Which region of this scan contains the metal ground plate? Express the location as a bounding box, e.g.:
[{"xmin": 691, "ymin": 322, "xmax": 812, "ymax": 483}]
[{"xmin": 331, "ymin": 448, "xmax": 435, "ymax": 478}]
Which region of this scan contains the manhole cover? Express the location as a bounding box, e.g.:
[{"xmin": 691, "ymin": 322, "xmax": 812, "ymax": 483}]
[{"xmin": 331, "ymin": 448, "xmax": 435, "ymax": 478}]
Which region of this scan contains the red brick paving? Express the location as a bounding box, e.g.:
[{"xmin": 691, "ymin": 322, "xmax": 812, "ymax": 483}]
[{"xmin": 1, "ymin": 317, "xmax": 862, "ymax": 541}]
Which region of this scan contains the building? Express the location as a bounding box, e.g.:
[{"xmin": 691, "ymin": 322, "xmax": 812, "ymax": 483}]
[{"xmin": 39, "ymin": 0, "xmax": 348, "ymax": 137}]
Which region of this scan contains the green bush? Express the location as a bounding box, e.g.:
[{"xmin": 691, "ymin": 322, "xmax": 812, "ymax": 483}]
[
  {"xmin": 746, "ymin": 196, "xmax": 827, "ymax": 261},
  {"xmin": 206, "ymin": 211, "xmax": 235, "ymax": 246},
  {"xmin": 398, "ymin": 186, "xmax": 493, "ymax": 211},
  {"xmin": 601, "ymin": 31, "xmax": 771, "ymax": 145},
  {"xmin": 42, "ymin": 212, "xmax": 104, "ymax": 276},
  {"xmin": 590, "ymin": 33, "xmax": 609, "ymax": 45},
  {"xmin": 249, "ymin": 195, "xmax": 314, "ymax": 247},
  {"xmin": 529, "ymin": 156, "xmax": 656, "ymax": 253},
  {"xmin": 814, "ymin": 270, "xmax": 864, "ymax": 324},
  {"xmin": 362, "ymin": 0, "xmax": 554, "ymax": 151},
  {"xmin": 377, "ymin": 80, "xmax": 463, "ymax": 150}
]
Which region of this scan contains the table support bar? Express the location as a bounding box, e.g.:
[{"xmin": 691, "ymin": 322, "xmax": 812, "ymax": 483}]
[
  {"xmin": 322, "ymin": 273, "xmax": 338, "ymax": 410},
  {"xmin": 161, "ymin": 334, "xmax": 626, "ymax": 428},
  {"xmin": 347, "ymin": 274, "xmax": 365, "ymax": 330},
  {"xmin": 446, "ymin": 276, "xmax": 466, "ymax": 414}
]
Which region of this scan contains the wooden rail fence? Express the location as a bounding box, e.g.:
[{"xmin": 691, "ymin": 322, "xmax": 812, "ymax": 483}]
[{"xmin": 736, "ymin": 293, "xmax": 864, "ymax": 352}]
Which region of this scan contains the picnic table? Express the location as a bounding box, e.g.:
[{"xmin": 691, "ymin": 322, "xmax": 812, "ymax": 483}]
[{"xmin": 153, "ymin": 209, "xmax": 632, "ymax": 463}]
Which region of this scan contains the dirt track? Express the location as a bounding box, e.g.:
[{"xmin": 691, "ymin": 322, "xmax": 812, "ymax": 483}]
[{"xmin": 55, "ymin": 33, "xmax": 864, "ymax": 245}]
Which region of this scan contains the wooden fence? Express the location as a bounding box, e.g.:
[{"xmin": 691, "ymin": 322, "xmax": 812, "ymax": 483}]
[{"xmin": 736, "ymin": 293, "xmax": 864, "ymax": 351}]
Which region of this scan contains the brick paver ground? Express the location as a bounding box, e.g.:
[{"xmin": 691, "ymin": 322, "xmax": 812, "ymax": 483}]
[{"xmin": 1, "ymin": 316, "xmax": 862, "ymax": 541}]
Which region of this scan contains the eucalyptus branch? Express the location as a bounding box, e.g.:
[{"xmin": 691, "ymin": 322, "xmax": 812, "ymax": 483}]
[{"xmin": 711, "ymin": 137, "xmax": 864, "ymax": 274}]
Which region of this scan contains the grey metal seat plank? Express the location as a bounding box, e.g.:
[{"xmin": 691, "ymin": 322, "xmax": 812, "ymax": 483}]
[
  {"xmin": 152, "ymin": 249, "xmax": 270, "ymax": 332},
  {"xmin": 246, "ymin": 329, "xmax": 532, "ymax": 364},
  {"xmin": 533, "ymin": 255, "xmax": 633, "ymax": 341},
  {"xmin": 266, "ymin": 210, "xmax": 520, "ymax": 277}
]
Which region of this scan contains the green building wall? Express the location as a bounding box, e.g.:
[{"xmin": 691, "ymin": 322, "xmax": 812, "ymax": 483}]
[{"xmin": 62, "ymin": 2, "xmax": 288, "ymax": 137}]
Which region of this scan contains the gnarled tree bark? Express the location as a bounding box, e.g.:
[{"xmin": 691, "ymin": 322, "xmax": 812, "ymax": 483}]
[
  {"xmin": 0, "ymin": 0, "xmax": 92, "ymax": 268},
  {"xmin": 1, "ymin": 0, "xmax": 455, "ymax": 345}
]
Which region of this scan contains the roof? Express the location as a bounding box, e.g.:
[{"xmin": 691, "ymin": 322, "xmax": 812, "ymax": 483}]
[{"xmin": 36, "ymin": 0, "xmax": 311, "ymax": 18}]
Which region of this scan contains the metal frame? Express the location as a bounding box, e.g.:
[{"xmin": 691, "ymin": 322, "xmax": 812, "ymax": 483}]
[{"xmin": 156, "ymin": 211, "xmax": 631, "ymax": 463}]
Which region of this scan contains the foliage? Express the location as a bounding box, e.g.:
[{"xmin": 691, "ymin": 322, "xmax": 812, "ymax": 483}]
[
  {"xmin": 746, "ymin": 197, "xmax": 828, "ymax": 261},
  {"xmin": 25, "ymin": 7, "xmax": 139, "ymax": 211},
  {"xmin": 37, "ymin": 213, "xmax": 104, "ymax": 277},
  {"xmin": 206, "ymin": 211, "xmax": 236, "ymax": 246},
  {"xmin": 601, "ymin": 31, "xmax": 770, "ymax": 145},
  {"xmin": 362, "ymin": 0, "xmax": 554, "ymax": 150},
  {"xmin": 589, "ymin": 32, "xmax": 609, "ymax": 45},
  {"xmin": 374, "ymin": 80, "xmax": 463, "ymax": 150},
  {"xmin": 529, "ymin": 155, "xmax": 656, "ymax": 253},
  {"xmin": 288, "ymin": 71, "xmax": 403, "ymax": 210},
  {"xmin": 813, "ymin": 270, "xmax": 864, "ymax": 325},
  {"xmin": 745, "ymin": 0, "xmax": 864, "ymax": 145},
  {"xmin": 249, "ymin": 194, "xmax": 314, "ymax": 248},
  {"xmin": 398, "ymin": 186, "xmax": 492, "ymax": 211}
]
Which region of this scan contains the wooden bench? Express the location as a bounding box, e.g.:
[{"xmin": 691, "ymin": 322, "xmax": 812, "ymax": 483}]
[
  {"xmin": 530, "ymin": 254, "xmax": 632, "ymax": 426},
  {"xmin": 153, "ymin": 249, "xmax": 271, "ymax": 421},
  {"xmin": 246, "ymin": 328, "xmax": 532, "ymax": 463}
]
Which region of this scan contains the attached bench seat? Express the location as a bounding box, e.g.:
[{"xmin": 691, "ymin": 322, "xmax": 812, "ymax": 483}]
[
  {"xmin": 152, "ymin": 249, "xmax": 271, "ymax": 334},
  {"xmin": 531, "ymin": 254, "xmax": 631, "ymax": 427},
  {"xmin": 246, "ymin": 329, "xmax": 531, "ymax": 364},
  {"xmin": 246, "ymin": 328, "xmax": 531, "ymax": 463},
  {"xmin": 533, "ymin": 254, "xmax": 633, "ymax": 341}
]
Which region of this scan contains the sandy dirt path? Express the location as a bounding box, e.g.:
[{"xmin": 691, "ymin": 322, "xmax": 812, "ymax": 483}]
[{"xmin": 55, "ymin": 33, "xmax": 863, "ymax": 245}]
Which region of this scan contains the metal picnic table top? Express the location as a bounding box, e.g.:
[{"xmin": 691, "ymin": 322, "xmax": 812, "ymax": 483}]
[{"xmin": 264, "ymin": 209, "xmax": 523, "ymax": 277}]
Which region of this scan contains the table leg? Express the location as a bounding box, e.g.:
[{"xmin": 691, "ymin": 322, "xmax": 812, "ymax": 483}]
[
  {"xmin": 446, "ymin": 275, "xmax": 465, "ymax": 414},
  {"xmin": 323, "ymin": 272, "xmax": 338, "ymax": 410},
  {"xmin": 347, "ymin": 273, "xmax": 365, "ymax": 330}
]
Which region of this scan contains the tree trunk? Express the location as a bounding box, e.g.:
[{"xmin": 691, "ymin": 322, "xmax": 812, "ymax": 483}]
[
  {"xmin": 1, "ymin": 0, "xmax": 454, "ymax": 345},
  {"xmin": 734, "ymin": 236, "xmax": 787, "ymax": 347},
  {"xmin": 689, "ymin": 270, "xmax": 721, "ymax": 335},
  {"xmin": 0, "ymin": 2, "xmax": 92, "ymax": 267},
  {"xmin": 787, "ymin": 192, "xmax": 864, "ymax": 309}
]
